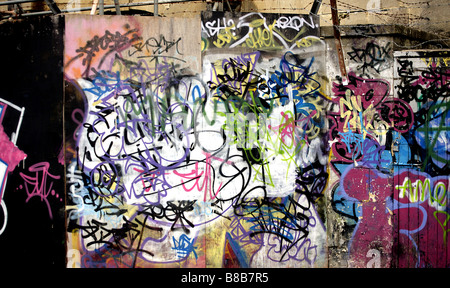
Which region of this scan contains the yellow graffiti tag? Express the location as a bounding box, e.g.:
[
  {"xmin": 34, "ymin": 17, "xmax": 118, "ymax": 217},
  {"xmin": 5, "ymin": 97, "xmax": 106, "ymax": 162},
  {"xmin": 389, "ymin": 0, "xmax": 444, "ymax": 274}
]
[
  {"xmin": 296, "ymin": 35, "xmax": 322, "ymax": 48},
  {"xmin": 396, "ymin": 177, "xmax": 448, "ymax": 208},
  {"xmin": 421, "ymin": 57, "xmax": 450, "ymax": 67},
  {"xmin": 213, "ymin": 23, "xmax": 238, "ymax": 48},
  {"xmin": 339, "ymin": 89, "xmax": 389, "ymax": 138}
]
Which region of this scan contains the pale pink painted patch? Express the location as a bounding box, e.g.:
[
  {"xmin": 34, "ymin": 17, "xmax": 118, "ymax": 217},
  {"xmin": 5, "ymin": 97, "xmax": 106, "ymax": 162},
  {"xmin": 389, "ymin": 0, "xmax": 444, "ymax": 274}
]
[{"xmin": 64, "ymin": 15, "xmax": 143, "ymax": 79}]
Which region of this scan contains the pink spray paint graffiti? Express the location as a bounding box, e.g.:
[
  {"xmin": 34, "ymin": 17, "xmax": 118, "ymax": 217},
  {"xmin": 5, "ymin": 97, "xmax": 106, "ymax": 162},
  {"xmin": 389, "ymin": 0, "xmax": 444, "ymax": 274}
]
[{"xmin": 18, "ymin": 162, "xmax": 61, "ymax": 219}]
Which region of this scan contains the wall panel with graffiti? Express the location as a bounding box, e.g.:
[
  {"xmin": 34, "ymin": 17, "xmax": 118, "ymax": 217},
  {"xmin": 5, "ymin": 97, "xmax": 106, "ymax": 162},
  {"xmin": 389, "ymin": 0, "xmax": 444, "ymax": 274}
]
[
  {"xmin": 63, "ymin": 12, "xmax": 330, "ymax": 268},
  {"xmin": 63, "ymin": 14, "xmax": 204, "ymax": 267},
  {"xmin": 325, "ymin": 33, "xmax": 449, "ymax": 267},
  {"xmin": 0, "ymin": 15, "xmax": 66, "ymax": 266},
  {"xmin": 391, "ymin": 50, "xmax": 449, "ymax": 268},
  {"xmin": 0, "ymin": 13, "xmax": 448, "ymax": 268},
  {"xmin": 201, "ymin": 11, "xmax": 329, "ymax": 268}
]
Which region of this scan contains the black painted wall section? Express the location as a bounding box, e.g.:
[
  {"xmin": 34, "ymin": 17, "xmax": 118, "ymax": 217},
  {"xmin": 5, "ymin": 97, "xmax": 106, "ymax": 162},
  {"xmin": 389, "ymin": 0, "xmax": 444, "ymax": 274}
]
[{"xmin": 0, "ymin": 16, "xmax": 65, "ymax": 267}]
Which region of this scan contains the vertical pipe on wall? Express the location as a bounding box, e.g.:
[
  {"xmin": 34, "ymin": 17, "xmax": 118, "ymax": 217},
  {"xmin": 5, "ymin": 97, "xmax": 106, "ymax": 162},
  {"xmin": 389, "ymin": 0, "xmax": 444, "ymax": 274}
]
[
  {"xmin": 154, "ymin": 0, "xmax": 158, "ymax": 16},
  {"xmin": 330, "ymin": 0, "xmax": 348, "ymax": 84},
  {"xmin": 114, "ymin": 0, "xmax": 121, "ymax": 14},
  {"xmin": 99, "ymin": 0, "xmax": 104, "ymax": 15}
]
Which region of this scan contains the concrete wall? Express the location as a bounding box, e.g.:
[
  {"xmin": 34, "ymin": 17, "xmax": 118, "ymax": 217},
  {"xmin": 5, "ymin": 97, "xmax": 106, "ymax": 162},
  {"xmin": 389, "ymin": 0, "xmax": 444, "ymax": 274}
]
[
  {"xmin": 324, "ymin": 32, "xmax": 450, "ymax": 267},
  {"xmin": 0, "ymin": 12, "xmax": 448, "ymax": 268},
  {"xmin": 62, "ymin": 13, "xmax": 449, "ymax": 268}
]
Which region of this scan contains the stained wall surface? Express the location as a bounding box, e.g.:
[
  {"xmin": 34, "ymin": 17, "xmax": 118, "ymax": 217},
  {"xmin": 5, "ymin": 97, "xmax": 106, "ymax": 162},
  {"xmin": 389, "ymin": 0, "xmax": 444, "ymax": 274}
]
[{"xmin": 0, "ymin": 13, "xmax": 448, "ymax": 268}]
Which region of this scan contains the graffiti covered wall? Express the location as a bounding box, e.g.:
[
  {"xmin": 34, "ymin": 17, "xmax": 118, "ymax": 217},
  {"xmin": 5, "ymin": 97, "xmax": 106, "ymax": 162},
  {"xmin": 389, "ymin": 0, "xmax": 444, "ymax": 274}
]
[
  {"xmin": 0, "ymin": 13, "xmax": 447, "ymax": 268},
  {"xmin": 391, "ymin": 50, "xmax": 450, "ymax": 268},
  {"xmin": 0, "ymin": 15, "xmax": 66, "ymax": 266},
  {"xmin": 201, "ymin": 11, "xmax": 329, "ymax": 267},
  {"xmin": 59, "ymin": 14, "xmax": 450, "ymax": 268},
  {"xmin": 63, "ymin": 14, "xmax": 204, "ymax": 267}
]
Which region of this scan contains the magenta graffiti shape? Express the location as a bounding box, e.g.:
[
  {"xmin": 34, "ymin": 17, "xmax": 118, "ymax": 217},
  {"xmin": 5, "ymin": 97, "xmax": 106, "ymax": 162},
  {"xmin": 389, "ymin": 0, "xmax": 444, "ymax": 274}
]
[
  {"xmin": 342, "ymin": 166, "xmax": 450, "ymax": 267},
  {"xmin": 173, "ymin": 152, "xmax": 228, "ymax": 202},
  {"xmin": 19, "ymin": 162, "xmax": 61, "ymax": 219},
  {"xmin": 379, "ymin": 99, "xmax": 414, "ymax": 132},
  {"xmin": 410, "ymin": 64, "xmax": 449, "ymax": 89},
  {"xmin": 392, "ymin": 170, "xmax": 450, "ymax": 267},
  {"xmin": 341, "ymin": 166, "xmax": 393, "ymax": 267}
]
